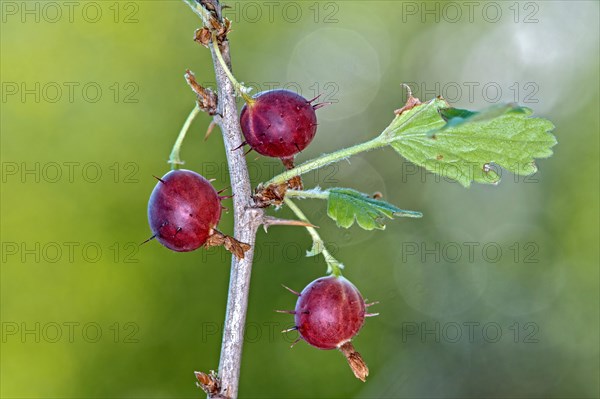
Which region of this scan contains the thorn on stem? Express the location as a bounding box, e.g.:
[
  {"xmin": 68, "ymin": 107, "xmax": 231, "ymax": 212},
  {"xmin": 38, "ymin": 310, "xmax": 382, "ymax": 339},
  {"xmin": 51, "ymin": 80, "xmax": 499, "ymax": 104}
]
[
  {"xmin": 204, "ymin": 121, "xmax": 217, "ymax": 141},
  {"xmin": 262, "ymin": 216, "xmax": 317, "ymax": 232}
]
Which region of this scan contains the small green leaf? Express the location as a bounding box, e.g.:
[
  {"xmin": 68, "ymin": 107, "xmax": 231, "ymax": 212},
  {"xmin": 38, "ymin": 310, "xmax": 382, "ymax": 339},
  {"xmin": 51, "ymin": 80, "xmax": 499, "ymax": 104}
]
[
  {"xmin": 382, "ymin": 98, "xmax": 557, "ymax": 187},
  {"xmin": 326, "ymin": 188, "xmax": 422, "ymax": 230}
]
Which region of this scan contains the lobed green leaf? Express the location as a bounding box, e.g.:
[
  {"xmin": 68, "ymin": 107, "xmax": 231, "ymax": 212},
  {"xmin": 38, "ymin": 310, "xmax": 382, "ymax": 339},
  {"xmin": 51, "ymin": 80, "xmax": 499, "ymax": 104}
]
[
  {"xmin": 381, "ymin": 98, "xmax": 557, "ymax": 187},
  {"xmin": 327, "ymin": 188, "xmax": 422, "ymax": 230}
]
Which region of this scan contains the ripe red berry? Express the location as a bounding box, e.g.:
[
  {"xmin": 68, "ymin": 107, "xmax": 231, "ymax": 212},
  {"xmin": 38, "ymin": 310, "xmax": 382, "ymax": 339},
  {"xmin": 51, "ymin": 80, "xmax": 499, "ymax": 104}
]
[
  {"xmin": 147, "ymin": 169, "xmax": 222, "ymax": 252},
  {"xmin": 282, "ymin": 275, "xmax": 376, "ymax": 381},
  {"xmin": 294, "ymin": 275, "xmax": 366, "ymax": 349},
  {"xmin": 240, "ymin": 89, "xmax": 319, "ymax": 159}
]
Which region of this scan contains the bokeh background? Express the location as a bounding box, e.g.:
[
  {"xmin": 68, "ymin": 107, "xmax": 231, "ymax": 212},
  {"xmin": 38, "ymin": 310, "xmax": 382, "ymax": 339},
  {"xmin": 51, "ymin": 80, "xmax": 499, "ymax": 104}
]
[{"xmin": 1, "ymin": 1, "xmax": 598, "ymax": 398}]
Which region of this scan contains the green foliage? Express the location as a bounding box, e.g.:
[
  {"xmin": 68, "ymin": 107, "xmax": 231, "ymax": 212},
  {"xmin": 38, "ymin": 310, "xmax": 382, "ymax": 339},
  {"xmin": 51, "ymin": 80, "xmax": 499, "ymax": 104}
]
[
  {"xmin": 327, "ymin": 188, "xmax": 422, "ymax": 230},
  {"xmin": 381, "ymin": 98, "xmax": 557, "ymax": 187}
]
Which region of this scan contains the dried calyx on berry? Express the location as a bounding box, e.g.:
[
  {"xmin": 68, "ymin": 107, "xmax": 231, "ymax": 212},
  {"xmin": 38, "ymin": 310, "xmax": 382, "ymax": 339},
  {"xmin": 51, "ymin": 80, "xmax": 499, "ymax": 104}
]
[{"xmin": 278, "ymin": 275, "xmax": 378, "ymax": 382}]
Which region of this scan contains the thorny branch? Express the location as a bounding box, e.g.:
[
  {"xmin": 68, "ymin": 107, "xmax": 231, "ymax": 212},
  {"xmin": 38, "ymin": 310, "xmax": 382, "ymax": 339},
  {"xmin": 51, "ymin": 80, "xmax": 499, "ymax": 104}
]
[{"xmin": 186, "ymin": 1, "xmax": 263, "ymax": 398}]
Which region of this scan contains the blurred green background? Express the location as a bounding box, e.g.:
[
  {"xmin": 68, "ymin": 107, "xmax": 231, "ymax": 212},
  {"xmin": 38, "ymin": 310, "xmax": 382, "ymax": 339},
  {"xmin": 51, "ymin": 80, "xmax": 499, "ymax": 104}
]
[{"xmin": 1, "ymin": 1, "xmax": 598, "ymax": 398}]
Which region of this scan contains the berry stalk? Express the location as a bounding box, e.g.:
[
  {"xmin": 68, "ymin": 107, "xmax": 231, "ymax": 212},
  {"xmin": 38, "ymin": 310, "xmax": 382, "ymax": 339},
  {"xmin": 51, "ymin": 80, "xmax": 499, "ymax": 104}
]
[
  {"xmin": 211, "ymin": 33, "xmax": 254, "ymax": 105},
  {"xmin": 283, "ymin": 197, "xmax": 343, "ymax": 276},
  {"xmin": 168, "ymin": 103, "xmax": 201, "ymax": 169}
]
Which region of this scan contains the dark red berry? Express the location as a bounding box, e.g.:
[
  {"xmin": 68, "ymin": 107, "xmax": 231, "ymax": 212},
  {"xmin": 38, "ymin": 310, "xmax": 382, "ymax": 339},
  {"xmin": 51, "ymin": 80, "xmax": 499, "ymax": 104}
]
[
  {"xmin": 282, "ymin": 275, "xmax": 375, "ymax": 381},
  {"xmin": 294, "ymin": 275, "xmax": 366, "ymax": 349},
  {"xmin": 240, "ymin": 89, "xmax": 318, "ymax": 159},
  {"xmin": 147, "ymin": 169, "xmax": 221, "ymax": 252}
]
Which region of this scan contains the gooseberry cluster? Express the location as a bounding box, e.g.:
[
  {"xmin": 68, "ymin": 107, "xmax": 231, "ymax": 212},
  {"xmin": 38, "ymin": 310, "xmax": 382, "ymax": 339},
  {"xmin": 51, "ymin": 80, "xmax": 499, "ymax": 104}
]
[{"xmin": 146, "ymin": 32, "xmax": 374, "ymax": 383}]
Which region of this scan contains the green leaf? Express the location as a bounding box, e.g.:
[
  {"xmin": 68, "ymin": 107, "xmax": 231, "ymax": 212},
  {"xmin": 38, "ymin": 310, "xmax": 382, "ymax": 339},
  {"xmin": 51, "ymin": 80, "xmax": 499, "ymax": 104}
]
[
  {"xmin": 382, "ymin": 98, "xmax": 557, "ymax": 187},
  {"xmin": 326, "ymin": 188, "xmax": 422, "ymax": 230},
  {"xmin": 382, "ymin": 97, "xmax": 448, "ymax": 140}
]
